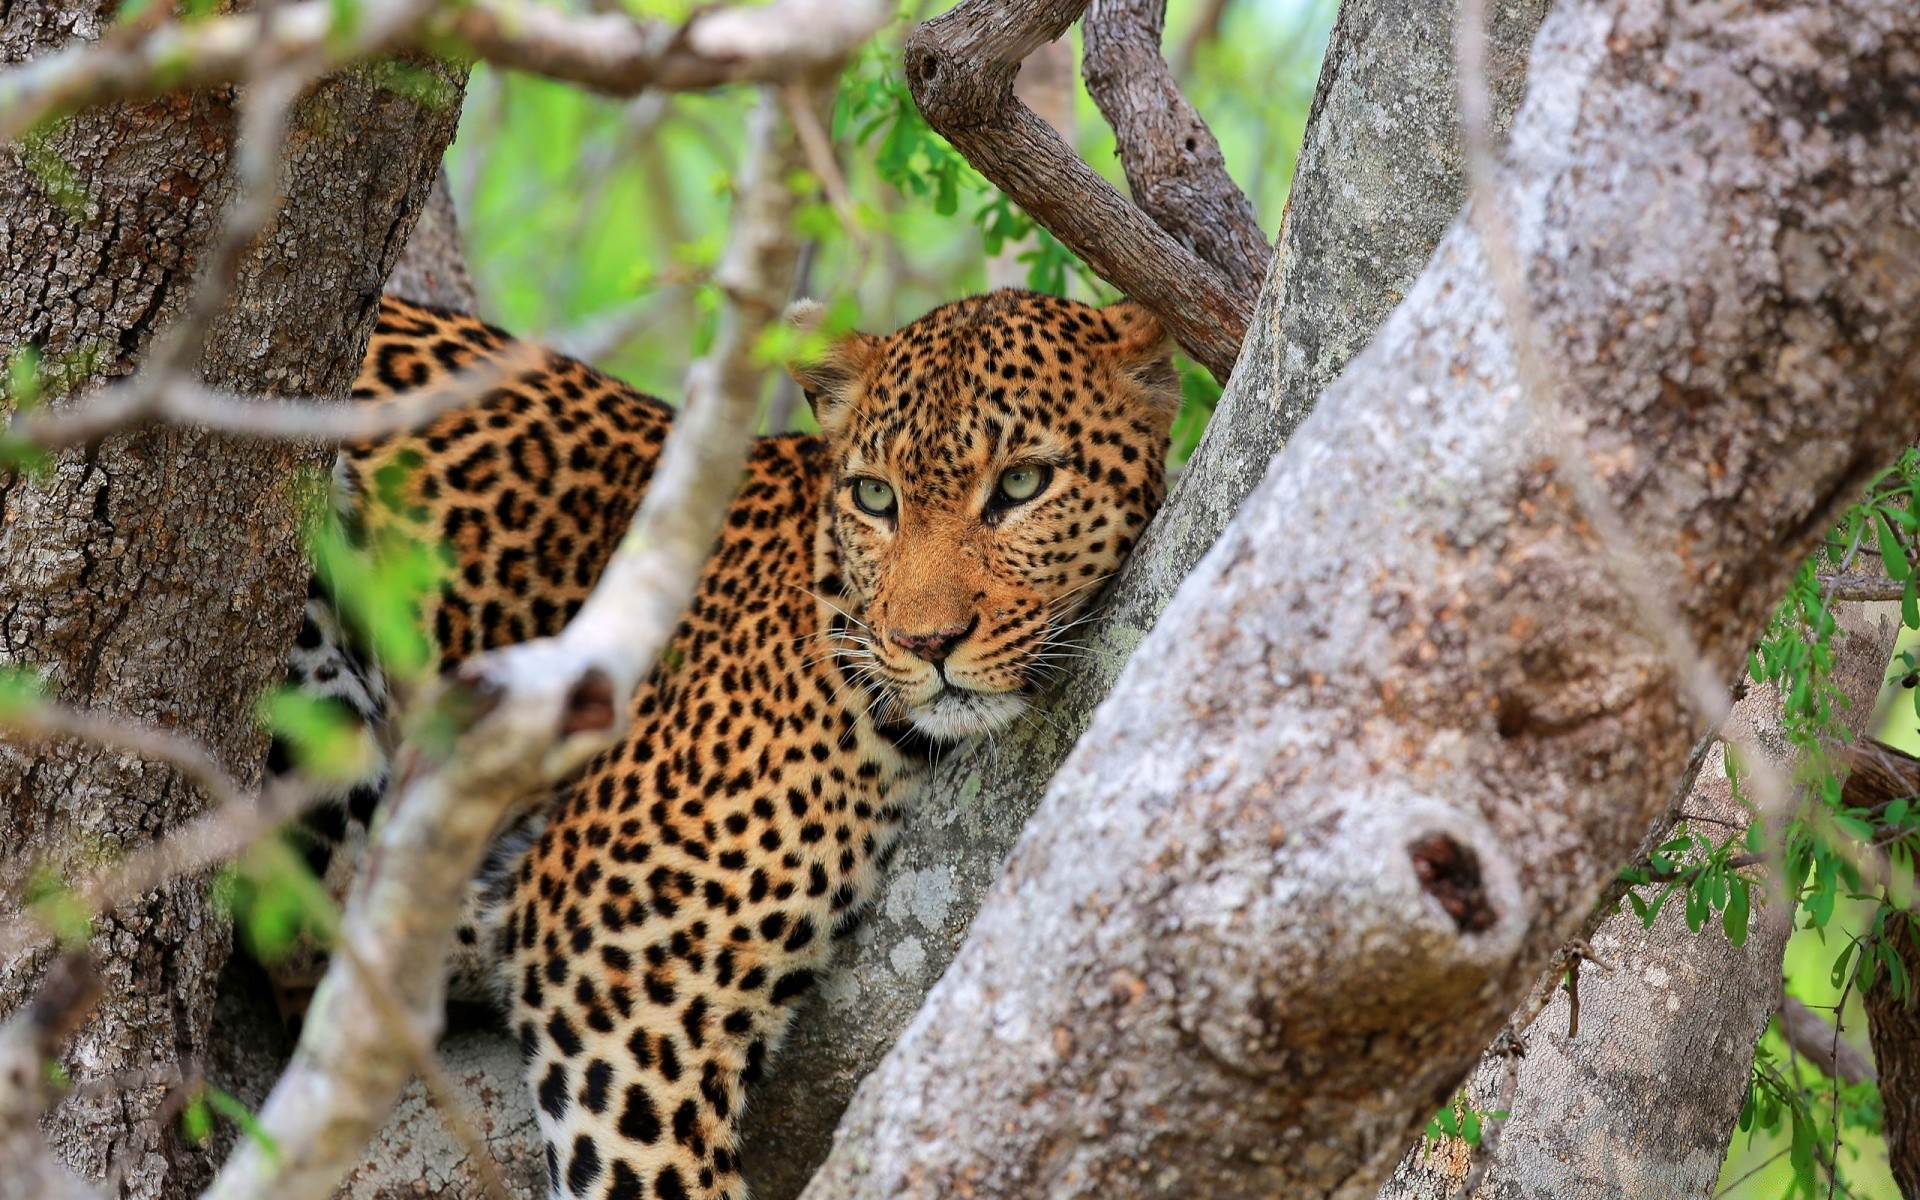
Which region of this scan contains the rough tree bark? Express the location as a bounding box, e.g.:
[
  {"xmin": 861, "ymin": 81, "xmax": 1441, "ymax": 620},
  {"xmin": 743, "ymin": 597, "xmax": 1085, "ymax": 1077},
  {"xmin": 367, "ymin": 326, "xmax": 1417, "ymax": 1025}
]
[
  {"xmin": 1845, "ymin": 733, "xmax": 1920, "ymax": 1199},
  {"xmin": 798, "ymin": 0, "xmax": 1920, "ymax": 1194},
  {"xmin": 1081, "ymin": 0, "xmax": 1269, "ymax": 297},
  {"xmin": 1868, "ymin": 910, "xmax": 1920, "ymax": 1199},
  {"xmin": 1383, "ymin": 606, "xmax": 1899, "ymax": 1199},
  {"xmin": 0, "ymin": 7, "xmax": 465, "ymax": 1194},
  {"xmin": 739, "ymin": 2, "xmax": 1549, "ymax": 1194}
]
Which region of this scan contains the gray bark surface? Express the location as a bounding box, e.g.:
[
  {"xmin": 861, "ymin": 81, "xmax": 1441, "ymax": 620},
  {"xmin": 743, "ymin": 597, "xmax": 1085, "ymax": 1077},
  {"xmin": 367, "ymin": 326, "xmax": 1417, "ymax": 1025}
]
[
  {"xmin": 1867, "ymin": 910, "xmax": 1920, "ymax": 1199},
  {"xmin": 1383, "ymin": 609, "xmax": 1897, "ymax": 1200},
  {"xmin": 740, "ymin": 2, "xmax": 1548, "ymax": 1195},
  {"xmin": 798, "ymin": 0, "xmax": 1920, "ymax": 1194},
  {"xmin": 0, "ymin": 7, "xmax": 464, "ymax": 1192}
]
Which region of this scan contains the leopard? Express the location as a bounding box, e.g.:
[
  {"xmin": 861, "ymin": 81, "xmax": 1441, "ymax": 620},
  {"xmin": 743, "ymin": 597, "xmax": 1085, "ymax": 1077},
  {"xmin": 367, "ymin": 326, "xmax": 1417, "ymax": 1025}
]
[{"xmin": 274, "ymin": 286, "xmax": 1180, "ymax": 1200}]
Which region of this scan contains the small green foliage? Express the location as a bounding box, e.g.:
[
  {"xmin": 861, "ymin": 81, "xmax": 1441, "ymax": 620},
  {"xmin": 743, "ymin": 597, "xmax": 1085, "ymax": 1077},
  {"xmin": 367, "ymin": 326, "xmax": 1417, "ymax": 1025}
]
[
  {"xmin": 0, "ymin": 666, "xmax": 47, "ymax": 718},
  {"xmin": 1707, "ymin": 447, "xmax": 1920, "ymax": 1195},
  {"xmin": 1423, "ymin": 1092, "xmax": 1506, "ymax": 1149},
  {"xmin": 303, "ymin": 496, "xmax": 444, "ymax": 685},
  {"xmin": 213, "ymin": 840, "xmax": 338, "ymax": 964},
  {"xmin": 178, "ymin": 1085, "xmax": 279, "ymax": 1160},
  {"xmin": 23, "ymin": 868, "xmax": 92, "ymax": 947},
  {"xmin": 1168, "ymin": 357, "xmax": 1223, "ymax": 467},
  {"xmin": 258, "ymin": 686, "xmax": 374, "ymax": 784}
]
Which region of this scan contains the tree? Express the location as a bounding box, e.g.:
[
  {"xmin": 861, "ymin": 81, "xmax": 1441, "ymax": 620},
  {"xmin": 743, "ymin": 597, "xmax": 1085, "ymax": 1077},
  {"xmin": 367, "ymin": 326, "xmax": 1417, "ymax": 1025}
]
[
  {"xmin": 796, "ymin": 0, "xmax": 1920, "ymax": 1192},
  {"xmin": 0, "ymin": 0, "xmax": 1914, "ymax": 1197}
]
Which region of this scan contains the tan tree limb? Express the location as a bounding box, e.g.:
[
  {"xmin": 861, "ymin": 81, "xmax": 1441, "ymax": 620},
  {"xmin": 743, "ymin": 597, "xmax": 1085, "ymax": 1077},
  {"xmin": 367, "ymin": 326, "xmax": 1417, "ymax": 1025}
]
[
  {"xmin": 6, "ymin": 343, "xmax": 537, "ymax": 450},
  {"xmin": 904, "ymin": 0, "xmax": 1252, "ymax": 381},
  {"xmin": 442, "ymin": 0, "xmax": 890, "ymax": 97},
  {"xmin": 1081, "ymin": 0, "xmax": 1270, "ymax": 297},
  {"xmin": 200, "ymin": 80, "xmax": 816, "ymax": 1200},
  {"xmin": 1818, "ymin": 573, "xmax": 1905, "ymax": 602},
  {"xmin": 799, "ymin": 0, "xmax": 1920, "ymax": 1193},
  {"xmin": 742, "ymin": 2, "xmax": 1552, "ymax": 1190},
  {"xmin": 1780, "ymin": 995, "xmax": 1878, "ymax": 1088},
  {"xmin": 0, "ymin": 0, "xmax": 890, "ymax": 146}
]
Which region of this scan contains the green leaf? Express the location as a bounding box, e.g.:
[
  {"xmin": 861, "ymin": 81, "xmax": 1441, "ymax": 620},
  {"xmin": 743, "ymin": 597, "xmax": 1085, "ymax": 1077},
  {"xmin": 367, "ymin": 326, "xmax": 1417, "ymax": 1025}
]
[
  {"xmin": 1723, "ymin": 876, "xmax": 1751, "ymax": 946},
  {"xmin": 1878, "ymin": 511, "xmax": 1911, "ymax": 580},
  {"xmin": 181, "ymin": 1093, "xmax": 212, "ymax": 1144},
  {"xmin": 257, "ymin": 687, "xmax": 372, "ymax": 784},
  {"xmin": 206, "ymin": 1087, "xmax": 279, "ymax": 1160},
  {"xmin": 0, "ymin": 666, "xmax": 47, "ymax": 717}
]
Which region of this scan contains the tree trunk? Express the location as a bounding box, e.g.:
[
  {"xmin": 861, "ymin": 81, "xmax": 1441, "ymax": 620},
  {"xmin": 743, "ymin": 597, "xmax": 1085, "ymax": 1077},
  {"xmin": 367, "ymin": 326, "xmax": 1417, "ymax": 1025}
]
[
  {"xmin": 797, "ymin": 0, "xmax": 1920, "ymax": 1194},
  {"xmin": 741, "ymin": 1, "xmax": 1550, "ymax": 1194},
  {"xmin": 0, "ymin": 9, "xmax": 464, "ymax": 1193}
]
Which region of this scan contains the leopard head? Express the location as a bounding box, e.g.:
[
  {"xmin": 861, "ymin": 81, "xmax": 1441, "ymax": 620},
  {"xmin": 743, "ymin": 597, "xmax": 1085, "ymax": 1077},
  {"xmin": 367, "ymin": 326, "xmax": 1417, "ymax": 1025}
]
[{"xmin": 791, "ymin": 289, "xmax": 1179, "ymax": 741}]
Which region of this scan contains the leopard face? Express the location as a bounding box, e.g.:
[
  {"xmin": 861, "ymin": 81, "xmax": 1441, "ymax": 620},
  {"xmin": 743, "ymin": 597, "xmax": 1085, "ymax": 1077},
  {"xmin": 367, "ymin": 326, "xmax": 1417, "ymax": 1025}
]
[{"xmin": 796, "ymin": 290, "xmax": 1179, "ymax": 741}]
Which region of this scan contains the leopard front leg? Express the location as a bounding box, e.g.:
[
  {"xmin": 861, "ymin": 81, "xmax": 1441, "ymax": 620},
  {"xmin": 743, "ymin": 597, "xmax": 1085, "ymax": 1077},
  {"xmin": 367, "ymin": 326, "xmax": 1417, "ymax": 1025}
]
[{"xmin": 504, "ymin": 838, "xmax": 831, "ymax": 1200}]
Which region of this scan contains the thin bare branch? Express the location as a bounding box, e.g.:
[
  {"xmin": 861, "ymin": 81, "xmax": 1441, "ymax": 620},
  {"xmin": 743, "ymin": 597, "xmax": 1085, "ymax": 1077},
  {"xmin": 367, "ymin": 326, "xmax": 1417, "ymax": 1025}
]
[
  {"xmin": 905, "ymin": 0, "xmax": 1252, "ymax": 381},
  {"xmin": 445, "ymin": 0, "xmax": 891, "ymax": 96},
  {"xmin": 0, "ymin": 0, "xmax": 889, "ymax": 145},
  {"xmin": 1082, "ymin": 0, "xmax": 1270, "ymax": 296},
  {"xmin": 9, "ymin": 341, "xmax": 543, "ymax": 451},
  {"xmin": 1819, "ymin": 573, "xmax": 1905, "ymax": 603}
]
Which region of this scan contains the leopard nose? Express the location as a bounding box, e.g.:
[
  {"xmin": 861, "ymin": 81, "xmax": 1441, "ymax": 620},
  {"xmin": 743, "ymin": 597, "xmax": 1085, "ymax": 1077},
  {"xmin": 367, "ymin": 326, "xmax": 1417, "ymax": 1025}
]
[{"xmin": 888, "ymin": 617, "xmax": 977, "ymax": 663}]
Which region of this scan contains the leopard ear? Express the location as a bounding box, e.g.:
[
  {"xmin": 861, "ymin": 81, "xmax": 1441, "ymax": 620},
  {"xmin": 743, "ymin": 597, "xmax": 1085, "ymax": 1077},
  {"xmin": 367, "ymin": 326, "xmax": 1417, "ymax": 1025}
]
[
  {"xmin": 784, "ymin": 300, "xmax": 880, "ymax": 437},
  {"xmin": 1098, "ymin": 299, "xmax": 1180, "ymax": 413}
]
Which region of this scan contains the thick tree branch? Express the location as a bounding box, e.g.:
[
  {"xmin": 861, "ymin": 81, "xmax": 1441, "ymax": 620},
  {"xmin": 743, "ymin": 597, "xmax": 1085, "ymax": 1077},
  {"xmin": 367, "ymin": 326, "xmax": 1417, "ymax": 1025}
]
[
  {"xmin": 1081, "ymin": 0, "xmax": 1270, "ymax": 297},
  {"xmin": 742, "ymin": 3, "xmax": 1551, "ymax": 1192},
  {"xmin": 1866, "ymin": 911, "xmax": 1920, "ymax": 1198},
  {"xmin": 904, "ymin": 0, "xmax": 1251, "ymax": 381},
  {"xmin": 800, "ymin": 0, "xmax": 1920, "ymax": 1193},
  {"xmin": 200, "ymin": 82, "xmax": 819, "ymax": 1200}
]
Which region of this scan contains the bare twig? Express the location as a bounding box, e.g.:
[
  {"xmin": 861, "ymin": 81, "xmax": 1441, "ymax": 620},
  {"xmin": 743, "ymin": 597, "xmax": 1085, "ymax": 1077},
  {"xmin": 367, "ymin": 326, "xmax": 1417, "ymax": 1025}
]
[
  {"xmin": 1082, "ymin": 0, "xmax": 1270, "ymax": 296},
  {"xmin": 443, "ymin": 0, "xmax": 891, "ymax": 96},
  {"xmin": 905, "ymin": 0, "xmax": 1252, "ymax": 381},
  {"xmin": 1818, "ymin": 573, "xmax": 1904, "ymax": 603},
  {"xmin": 0, "ymin": 0, "xmax": 890, "ymax": 146},
  {"xmin": 200, "ymin": 81, "xmax": 822, "ymax": 1200},
  {"xmin": 10, "ymin": 341, "xmax": 543, "ymax": 451}
]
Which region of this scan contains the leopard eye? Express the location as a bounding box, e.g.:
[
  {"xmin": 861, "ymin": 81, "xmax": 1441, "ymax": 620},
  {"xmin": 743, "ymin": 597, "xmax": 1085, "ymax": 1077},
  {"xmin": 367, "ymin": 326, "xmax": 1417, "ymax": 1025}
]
[
  {"xmin": 852, "ymin": 477, "xmax": 897, "ymax": 517},
  {"xmin": 996, "ymin": 464, "xmax": 1050, "ymax": 505}
]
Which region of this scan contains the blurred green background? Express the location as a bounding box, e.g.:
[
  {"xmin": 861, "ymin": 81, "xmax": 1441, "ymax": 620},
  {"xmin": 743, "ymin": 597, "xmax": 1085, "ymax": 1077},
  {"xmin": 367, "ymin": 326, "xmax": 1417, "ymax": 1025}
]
[{"xmin": 441, "ymin": 3, "xmax": 1899, "ymax": 1195}]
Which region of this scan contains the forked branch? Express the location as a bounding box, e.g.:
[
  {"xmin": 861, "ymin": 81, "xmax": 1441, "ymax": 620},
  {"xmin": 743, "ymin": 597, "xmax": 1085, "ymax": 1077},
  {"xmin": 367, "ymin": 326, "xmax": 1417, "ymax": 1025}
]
[
  {"xmin": 1082, "ymin": 0, "xmax": 1269, "ymax": 297},
  {"xmin": 905, "ymin": 0, "xmax": 1253, "ymax": 381}
]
